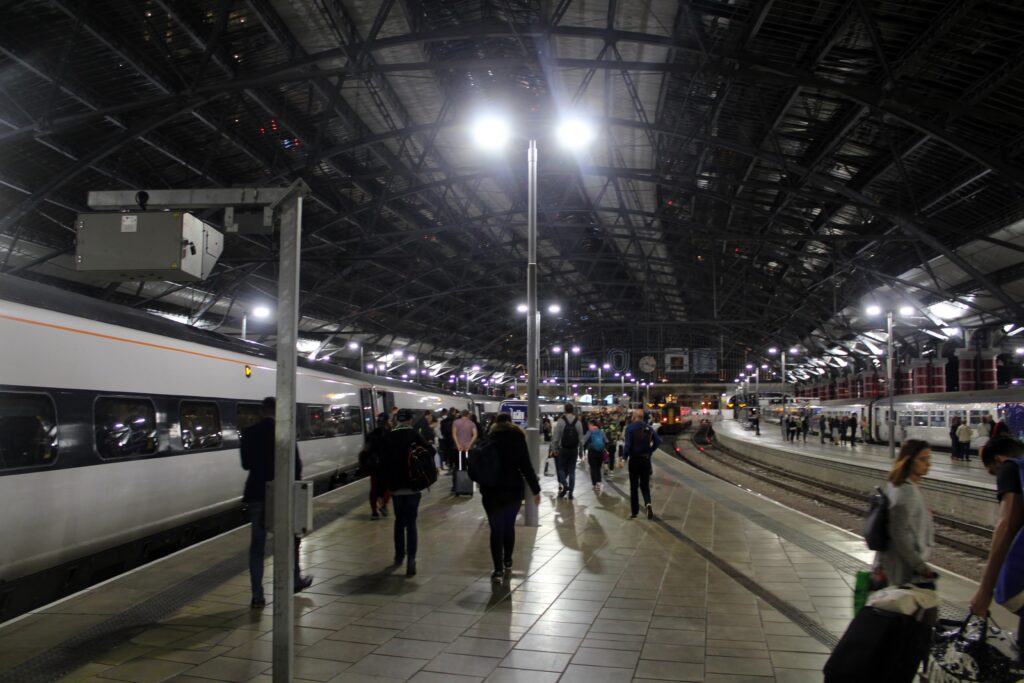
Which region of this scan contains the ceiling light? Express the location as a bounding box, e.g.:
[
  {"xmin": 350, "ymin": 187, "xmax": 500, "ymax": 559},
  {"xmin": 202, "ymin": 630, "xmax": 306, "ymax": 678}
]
[
  {"xmin": 928, "ymin": 300, "xmax": 968, "ymax": 321},
  {"xmin": 547, "ymin": 303, "xmax": 561, "ymax": 314},
  {"xmin": 899, "ymin": 306, "xmax": 914, "ymax": 316},
  {"xmin": 556, "ymin": 117, "xmax": 596, "ymax": 150},
  {"xmin": 866, "ymin": 305, "xmax": 882, "ymax": 316},
  {"xmin": 516, "ymin": 303, "xmax": 528, "ymax": 313},
  {"xmin": 470, "ymin": 114, "xmax": 511, "ymax": 151},
  {"xmin": 252, "ymin": 306, "xmax": 271, "ymax": 318},
  {"xmin": 348, "ymin": 341, "xmax": 359, "ymax": 350}
]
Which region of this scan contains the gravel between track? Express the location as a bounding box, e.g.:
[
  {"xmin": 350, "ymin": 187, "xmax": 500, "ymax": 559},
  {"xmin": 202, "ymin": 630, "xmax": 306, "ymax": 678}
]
[{"xmin": 670, "ymin": 436, "xmax": 988, "ymax": 582}]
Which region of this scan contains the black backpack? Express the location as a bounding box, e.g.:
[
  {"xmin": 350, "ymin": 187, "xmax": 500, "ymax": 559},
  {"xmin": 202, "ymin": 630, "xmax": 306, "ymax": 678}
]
[
  {"xmin": 407, "ymin": 441, "xmax": 438, "ymax": 492},
  {"xmin": 560, "ymin": 416, "xmax": 580, "ymax": 452},
  {"xmin": 863, "ymin": 486, "xmax": 890, "ymax": 551},
  {"xmin": 467, "ymin": 438, "xmax": 501, "ymax": 487},
  {"xmin": 631, "ymin": 424, "xmax": 654, "ymax": 456}
]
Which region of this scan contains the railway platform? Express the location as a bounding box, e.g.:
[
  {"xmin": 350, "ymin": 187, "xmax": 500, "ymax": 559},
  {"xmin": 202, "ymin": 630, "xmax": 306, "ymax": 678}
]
[
  {"xmin": 713, "ymin": 418, "xmax": 999, "ymax": 527},
  {"xmin": 0, "ymin": 443, "xmax": 1009, "ymax": 683}
]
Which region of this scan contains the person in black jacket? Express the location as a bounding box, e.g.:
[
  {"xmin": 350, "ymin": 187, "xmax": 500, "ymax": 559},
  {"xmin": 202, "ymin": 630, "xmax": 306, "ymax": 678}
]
[
  {"xmin": 360, "ymin": 413, "xmax": 391, "ymax": 519},
  {"xmin": 239, "ymin": 397, "xmax": 312, "ymax": 608},
  {"xmin": 380, "ymin": 409, "xmax": 436, "ymax": 577},
  {"xmin": 482, "ymin": 413, "xmax": 541, "ymax": 582}
]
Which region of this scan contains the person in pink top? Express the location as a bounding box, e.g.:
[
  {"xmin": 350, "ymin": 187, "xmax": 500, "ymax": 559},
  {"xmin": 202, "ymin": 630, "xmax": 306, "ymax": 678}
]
[{"xmin": 453, "ymin": 410, "xmax": 478, "ymax": 455}]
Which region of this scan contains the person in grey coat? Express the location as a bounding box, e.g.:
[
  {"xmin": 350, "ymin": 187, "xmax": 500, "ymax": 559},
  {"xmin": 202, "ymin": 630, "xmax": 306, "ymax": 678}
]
[{"xmin": 876, "ymin": 439, "xmax": 937, "ymax": 586}]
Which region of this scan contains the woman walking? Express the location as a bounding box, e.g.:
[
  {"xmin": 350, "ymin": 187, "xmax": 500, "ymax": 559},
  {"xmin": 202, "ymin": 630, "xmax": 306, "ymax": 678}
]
[
  {"xmin": 481, "ymin": 413, "xmax": 541, "ymax": 583},
  {"xmin": 876, "ymin": 439, "xmax": 937, "ymax": 587}
]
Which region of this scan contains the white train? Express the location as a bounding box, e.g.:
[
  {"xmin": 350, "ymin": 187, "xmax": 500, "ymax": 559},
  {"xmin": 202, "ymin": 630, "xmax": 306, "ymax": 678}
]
[
  {"xmin": 0, "ymin": 275, "xmax": 481, "ymax": 613},
  {"xmin": 734, "ymin": 388, "xmax": 1023, "ymax": 450}
]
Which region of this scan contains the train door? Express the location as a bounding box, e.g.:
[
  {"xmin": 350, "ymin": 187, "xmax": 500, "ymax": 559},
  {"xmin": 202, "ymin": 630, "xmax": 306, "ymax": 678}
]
[
  {"xmin": 381, "ymin": 391, "xmax": 396, "ymax": 418},
  {"xmin": 475, "ymin": 403, "xmax": 484, "ymax": 420},
  {"xmin": 360, "ymin": 389, "xmax": 375, "ymax": 437}
]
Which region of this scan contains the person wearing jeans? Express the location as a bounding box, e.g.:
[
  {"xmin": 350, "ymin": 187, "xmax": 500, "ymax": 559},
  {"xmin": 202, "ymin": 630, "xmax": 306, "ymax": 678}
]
[
  {"xmin": 479, "ymin": 413, "xmax": 541, "ymax": 582},
  {"xmin": 623, "ymin": 409, "xmax": 661, "ymax": 520},
  {"xmin": 583, "ymin": 423, "xmax": 607, "ymax": 491},
  {"xmin": 381, "ymin": 409, "xmax": 435, "ymax": 577},
  {"xmin": 551, "ymin": 404, "xmax": 583, "ymax": 500},
  {"xmin": 239, "ymin": 397, "xmax": 312, "ymax": 608}
]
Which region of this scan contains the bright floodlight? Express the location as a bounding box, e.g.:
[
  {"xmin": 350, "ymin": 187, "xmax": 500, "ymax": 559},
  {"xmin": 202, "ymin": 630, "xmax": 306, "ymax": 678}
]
[
  {"xmin": 589, "ymin": 363, "xmax": 596, "ymax": 369},
  {"xmin": 789, "ymin": 347, "xmax": 799, "ymax": 354},
  {"xmin": 745, "ymin": 363, "xmax": 753, "ymax": 369},
  {"xmin": 768, "ymin": 347, "xmax": 778, "ymax": 354},
  {"xmin": 252, "ymin": 306, "xmax": 271, "ymax": 318},
  {"xmin": 472, "ymin": 364, "xmax": 481, "ymax": 371},
  {"xmin": 366, "ymin": 363, "xmax": 374, "ymax": 370},
  {"xmin": 552, "ymin": 345, "xmax": 562, "ymax": 354},
  {"xmin": 408, "ymin": 355, "xmax": 416, "ymax": 361},
  {"xmin": 602, "ymin": 363, "xmax": 610, "ymax": 369},
  {"xmin": 471, "ymin": 115, "xmax": 511, "ymax": 151},
  {"xmin": 548, "ymin": 303, "xmax": 562, "ymax": 314},
  {"xmin": 899, "ymin": 305, "xmax": 914, "ymax": 316},
  {"xmin": 516, "ymin": 303, "xmax": 528, "ymax": 313},
  {"xmin": 866, "ymin": 304, "xmax": 882, "ymax": 316},
  {"xmin": 556, "ymin": 117, "xmax": 595, "ymax": 149},
  {"xmin": 348, "ymin": 341, "xmax": 359, "ymax": 350},
  {"xmin": 571, "ymin": 345, "xmax": 581, "ymax": 354}
]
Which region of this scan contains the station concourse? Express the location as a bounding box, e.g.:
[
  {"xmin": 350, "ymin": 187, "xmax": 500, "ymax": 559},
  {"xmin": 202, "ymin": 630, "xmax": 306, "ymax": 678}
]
[{"xmin": 0, "ymin": 437, "xmax": 1009, "ymax": 683}]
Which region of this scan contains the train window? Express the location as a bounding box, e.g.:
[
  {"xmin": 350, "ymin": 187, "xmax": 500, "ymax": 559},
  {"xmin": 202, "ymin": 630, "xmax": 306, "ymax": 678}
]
[
  {"xmin": 930, "ymin": 411, "xmax": 946, "ymax": 427},
  {"xmin": 0, "ymin": 392, "xmax": 58, "ymax": 469},
  {"xmin": 898, "ymin": 411, "xmax": 912, "ymax": 427},
  {"xmin": 304, "ymin": 405, "xmax": 327, "ymax": 439},
  {"xmin": 236, "ymin": 403, "xmax": 263, "ymax": 433},
  {"xmin": 180, "ymin": 401, "xmax": 223, "ymax": 450},
  {"xmin": 913, "ymin": 411, "xmax": 929, "ymax": 427},
  {"xmin": 95, "ymin": 397, "xmax": 157, "ymax": 459},
  {"xmin": 969, "ymin": 410, "xmax": 987, "ymax": 425}
]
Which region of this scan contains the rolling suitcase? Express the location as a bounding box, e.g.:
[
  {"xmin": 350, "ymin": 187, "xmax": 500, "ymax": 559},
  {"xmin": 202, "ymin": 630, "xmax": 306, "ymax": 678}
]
[{"xmin": 454, "ymin": 451, "xmax": 474, "ymax": 496}]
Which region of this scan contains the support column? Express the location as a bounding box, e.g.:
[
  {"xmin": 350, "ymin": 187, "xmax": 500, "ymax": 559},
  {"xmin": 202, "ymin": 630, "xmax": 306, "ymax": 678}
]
[
  {"xmin": 911, "ymin": 359, "xmax": 931, "ymax": 394},
  {"xmin": 956, "ymin": 349, "xmax": 977, "ymax": 392},
  {"xmin": 930, "ymin": 358, "xmax": 948, "ymax": 393},
  {"xmin": 863, "ymin": 371, "xmax": 880, "ymax": 398},
  {"xmin": 979, "ymin": 350, "xmax": 999, "ymax": 390},
  {"xmin": 898, "ymin": 364, "xmax": 914, "ymax": 395}
]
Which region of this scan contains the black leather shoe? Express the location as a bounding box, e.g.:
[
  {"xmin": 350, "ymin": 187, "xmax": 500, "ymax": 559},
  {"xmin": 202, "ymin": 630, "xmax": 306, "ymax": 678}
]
[
  {"xmin": 294, "ymin": 575, "xmax": 313, "ymax": 593},
  {"xmin": 250, "ymin": 597, "xmax": 266, "ymax": 609},
  {"xmin": 646, "ymin": 504, "xmax": 654, "ymax": 520},
  {"xmin": 406, "ymin": 561, "xmax": 417, "ymax": 577},
  {"xmin": 394, "ymin": 555, "xmax": 405, "ymax": 566}
]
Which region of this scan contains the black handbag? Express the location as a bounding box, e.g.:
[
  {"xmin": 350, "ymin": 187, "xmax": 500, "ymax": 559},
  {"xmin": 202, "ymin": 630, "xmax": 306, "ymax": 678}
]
[
  {"xmin": 928, "ymin": 613, "xmax": 1023, "ymax": 682},
  {"xmin": 863, "ymin": 485, "xmax": 890, "ymax": 551}
]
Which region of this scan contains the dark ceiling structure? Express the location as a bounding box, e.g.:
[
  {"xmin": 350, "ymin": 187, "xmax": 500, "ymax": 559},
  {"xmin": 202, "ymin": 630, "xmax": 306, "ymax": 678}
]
[{"xmin": 2, "ymin": 0, "xmax": 1023, "ymax": 381}]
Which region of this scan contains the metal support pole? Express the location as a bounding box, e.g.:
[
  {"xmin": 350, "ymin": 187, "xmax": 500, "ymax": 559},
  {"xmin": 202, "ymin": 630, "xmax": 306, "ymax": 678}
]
[
  {"xmin": 359, "ymin": 347, "xmax": 363, "ymax": 372},
  {"xmin": 598, "ymin": 368, "xmax": 602, "ymax": 405},
  {"xmin": 887, "ymin": 311, "xmax": 896, "ymax": 459},
  {"xmin": 524, "ymin": 139, "xmax": 541, "ymax": 528},
  {"xmin": 272, "ymin": 185, "xmax": 303, "ymax": 682},
  {"xmin": 242, "ymin": 313, "xmax": 248, "ymax": 341},
  {"xmin": 564, "ymin": 351, "xmax": 569, "ymax": 401}
]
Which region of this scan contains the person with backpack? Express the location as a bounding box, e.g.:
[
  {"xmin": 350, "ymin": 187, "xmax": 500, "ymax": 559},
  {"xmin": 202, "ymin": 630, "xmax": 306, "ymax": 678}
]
[
  {"xmin": 970, "ymin": 437, "xmax": 1024, "ymax": 653},
  {"xmin": 624, "ymin": 408, "xmax": 661, "ymax": 519},
  {"xmin": 551, "ymin": 404, "xmax": 583, "ymax": 500},
  {"xmin": 360, "ymin": 412, "xmax": 391, "ymax": 519},
  {"xmin": 381, "ymin": 409, "xmax": 436, "ymax": 577},
  {"xmin": 583, "ymin": 422, "xmax": 608, "ymax": 492},
  {"xmin": 474, "ymin": 413, "xmax": 541, "ymax": 583},
  {"xmin": 875, "ymin": 439, "xmax": 937, "ymax": 587}
]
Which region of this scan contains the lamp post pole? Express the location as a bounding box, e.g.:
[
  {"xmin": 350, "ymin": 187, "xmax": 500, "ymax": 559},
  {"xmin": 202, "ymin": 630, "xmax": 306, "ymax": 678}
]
[
  {"xmin": 620, "ymin": 373, "xmax": 625, "ymax": 403},
  {"xmin": 524, "ymin": 139, "xmax": 541, "ymax": 527},
  {"xmin": 598, "ymin": 365, "xmax": 603, "ymax": 405},
  {"xmin": 887, "ymin": 310, "xmax": 896, "ymax": 459},
  {"xmin": 242, "ymin": 313, "xmax": 248, "ymax": 341}
]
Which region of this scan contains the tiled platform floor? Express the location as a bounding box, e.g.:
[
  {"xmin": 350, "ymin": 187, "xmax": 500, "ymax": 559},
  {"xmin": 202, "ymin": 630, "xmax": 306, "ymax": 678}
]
[
  {"xmin": 715, "ymin": 416, "xmax": 995, "ymax": 489},
  {"xmin": 0, "ymin": 442, "xmax": 1008, "ymax": 683}
]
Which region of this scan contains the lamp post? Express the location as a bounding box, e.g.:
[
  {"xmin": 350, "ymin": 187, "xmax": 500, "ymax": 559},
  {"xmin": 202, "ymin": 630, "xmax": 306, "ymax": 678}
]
[
  {"xmin": 866, "ymin": 305, "xmax": 900, "ymax": 459},
  {"xmin": 472, "ymin": 115, "xmax": 593, "ymax": 527},
  {"xmin": 241, "ymin": 305, "xmax": 271, "ymax": 341}
]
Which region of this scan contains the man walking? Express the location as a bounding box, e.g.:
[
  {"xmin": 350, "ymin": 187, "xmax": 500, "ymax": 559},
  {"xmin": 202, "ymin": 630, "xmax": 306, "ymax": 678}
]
[
  {"xmin": 239, "ymin": 396, "xmax": 312, "ymax": 608},
  {"xmin": 970, "ymin": 437, "xmax": 1024, "ymax": 653},
  {"xmin": 624, "ymin": 408, "xmax": 661, "ymax": 519},
  {"xmin": 551, "ymin": 404, "xmax": 583, "ymax": 500},
  {"xmin": 381, "ymin": 409, "xmax": 436, "ymax": 577},
  {"xmin": 453, "ymin": 409, "xmax": 478, "ymax": 472}
]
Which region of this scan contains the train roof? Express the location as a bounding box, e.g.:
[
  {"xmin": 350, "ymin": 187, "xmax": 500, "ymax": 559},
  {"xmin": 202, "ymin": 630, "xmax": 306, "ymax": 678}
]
[
  {"xmin": 813, "ymin": 387, "xmax": 1024, "ymax": 407},
  {"xmin": 0, "ymin": 274, "xmax": 470, "ymax": 399}
]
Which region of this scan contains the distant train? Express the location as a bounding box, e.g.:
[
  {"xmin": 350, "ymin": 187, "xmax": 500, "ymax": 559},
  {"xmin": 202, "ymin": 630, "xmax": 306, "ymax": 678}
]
[
  {"xmin": 658, "ymin": 403, "xmax": 694, "ymax": 435},
  {"xmin": 729, "ymin": 388, "xmax": 1024, "ymax": 450},
  {"xmin": 0, "ymin": 275, "xmax": 490, "ymax": 612}
]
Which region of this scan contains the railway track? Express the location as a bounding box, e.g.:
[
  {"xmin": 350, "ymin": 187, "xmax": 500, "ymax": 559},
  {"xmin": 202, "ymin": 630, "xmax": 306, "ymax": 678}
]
[{"xmin": 672, "ymin": 428, "xmax": 992, "ymax": 559}]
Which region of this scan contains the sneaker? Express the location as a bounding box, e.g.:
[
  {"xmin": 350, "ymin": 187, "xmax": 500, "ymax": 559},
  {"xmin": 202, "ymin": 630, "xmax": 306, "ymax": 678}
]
[
  {"xmin": 503, "ymin": 559, "xmax": 513, "ymax": 571},
  {"xmin": 491, "ymin": 570, "xmax": 503, "ymax": 583},
  {"xmin": 557, "ymin": 485, "xmax": 566, "ymax": 498},
  {"xmin": 646, "ymin": 504, "xmax": 654, "ymax": 520},
  {"xmin": 406, "ymin": 561, "xmax": 417, "ymax": 577},
  {"xmin": 568, "ymin": 491, "xmax": 574, "ymax": 500},
  {"xmin": 371, "ymin": 511, "xmax": 380, "ymax": 519},
  {"xmin": 294, "ymin": 575, "xmax": 313, "ymax": 593},
  {"xmin": 250, "ymin": 597, "xmax": 266, "ymax": 609},
  {"xmin": 379, "ymin": 505, "xmax": 388, "ymax": 517}
]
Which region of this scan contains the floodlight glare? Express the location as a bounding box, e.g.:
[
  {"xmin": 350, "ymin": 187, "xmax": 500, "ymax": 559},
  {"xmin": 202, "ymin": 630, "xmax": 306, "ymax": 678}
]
[
  {"xmin": 556, "ymin": 117, "xmax": 595, "ymax": 150},
  {"xmin": 866, "ymin": 305, "xmax": 882, "ymax": 316},
  {"xmin": 516, "ymin": 303, "xmax": 528, "ymax": 313},
  {"xmin": 589, "ymin": 363, "xmax": 596, "ymax": 369},
  {"xmin": 899, "ymin": 305, "xmax": 914, "ymax": 316},
  {"xmin": 552, "ymin": 346, "xmax": 562, "ymax": 354},
  {"xmin": 571, "ymin": 346, "xmax": 581, "ymax": 354},
  {"xmin": 548, "ymin": 303, "xmax": 562, "ymax": 314},
  {"xmin": 348, "ymin": 341, "xmax": 359, "ymax": 350},
  {"xmin": 768, "ymin": 347, "xmax": 778, "ymax": 354},
  {"xmin": 471, "ymin": 115, "xmax": 511, "ymax": 151},
  {"xmin": 789, "ymin": 347, "xmax": 799, "ymax": 354},
  {"xmin": 252, "ymin": 306, "xmax": 271, "ymax": 319},
  {"xmin": 472, "ymin": 364, "xmax": 481, "ymax": 371}
]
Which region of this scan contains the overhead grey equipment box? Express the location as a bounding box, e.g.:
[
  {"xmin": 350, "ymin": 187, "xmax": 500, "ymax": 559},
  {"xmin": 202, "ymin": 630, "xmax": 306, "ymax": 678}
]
[{"xmin": 76, "ymin": 212, "xmax": 223, "ymax": 281}]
